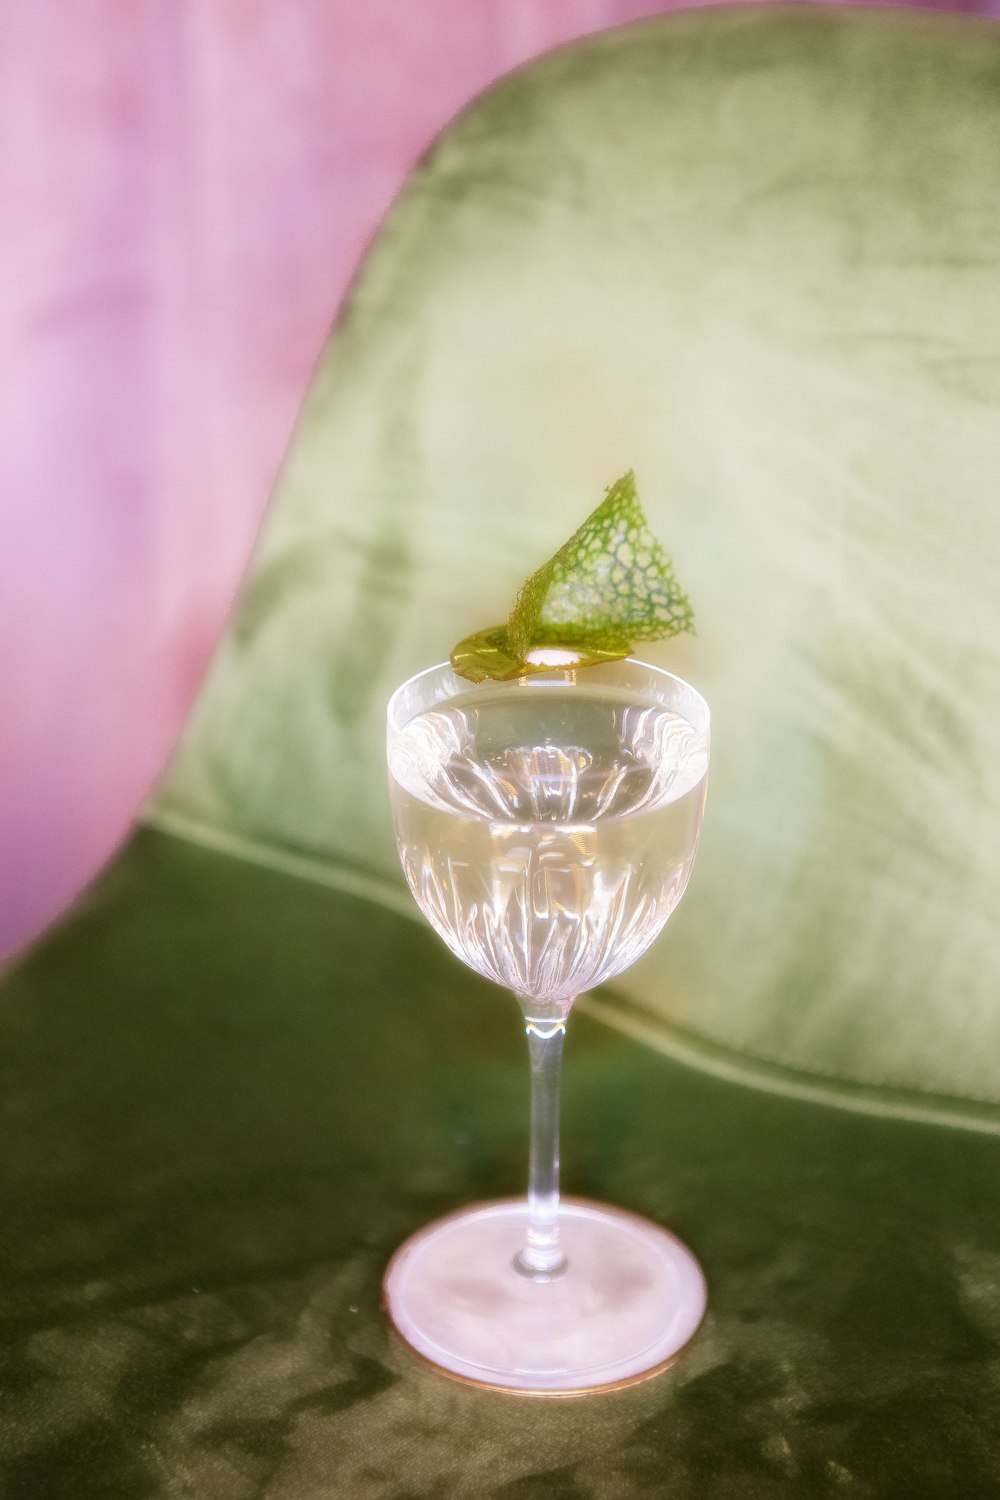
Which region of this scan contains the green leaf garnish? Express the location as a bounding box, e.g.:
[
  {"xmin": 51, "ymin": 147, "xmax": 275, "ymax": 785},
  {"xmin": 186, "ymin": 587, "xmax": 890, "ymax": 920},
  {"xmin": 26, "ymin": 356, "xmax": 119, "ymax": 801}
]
[{"xmin": 451, "ymin": 470, "xmax": 694, "ymax": 683}]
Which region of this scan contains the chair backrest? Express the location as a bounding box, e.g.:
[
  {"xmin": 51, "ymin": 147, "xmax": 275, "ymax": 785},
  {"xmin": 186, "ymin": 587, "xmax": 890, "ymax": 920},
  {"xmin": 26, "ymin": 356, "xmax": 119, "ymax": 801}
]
[{"xmin": 153, "ymin": 6, "xmax": 1000, "ymax": 1117}]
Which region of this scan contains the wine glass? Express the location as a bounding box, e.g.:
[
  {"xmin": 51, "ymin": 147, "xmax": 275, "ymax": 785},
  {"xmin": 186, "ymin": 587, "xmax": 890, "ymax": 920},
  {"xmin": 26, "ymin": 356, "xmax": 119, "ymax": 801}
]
[{"xmin": 384, "ymin": 654, "xmax": 710, "ymax": 1393}]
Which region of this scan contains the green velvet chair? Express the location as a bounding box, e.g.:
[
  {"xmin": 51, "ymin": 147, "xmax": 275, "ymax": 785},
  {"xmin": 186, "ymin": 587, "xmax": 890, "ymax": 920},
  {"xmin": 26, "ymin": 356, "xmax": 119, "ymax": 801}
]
[{"xmin": 5, "ymin": 8, "xmax": 1000, "ymax": 1494}]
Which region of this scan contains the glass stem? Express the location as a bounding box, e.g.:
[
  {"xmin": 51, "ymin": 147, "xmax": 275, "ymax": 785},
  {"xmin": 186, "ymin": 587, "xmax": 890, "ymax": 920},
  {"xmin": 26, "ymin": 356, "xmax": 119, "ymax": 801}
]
[{"xmin": 514, "ymin": 999, "xmax": 571, "ymax": 1279}]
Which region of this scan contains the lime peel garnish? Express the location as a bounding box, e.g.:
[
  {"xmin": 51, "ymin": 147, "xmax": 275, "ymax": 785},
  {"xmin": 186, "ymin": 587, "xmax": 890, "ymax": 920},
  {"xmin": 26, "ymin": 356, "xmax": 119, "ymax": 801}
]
[{"xmin": 451, "ymin": 470, "xmax": 694, "ymax": 684}]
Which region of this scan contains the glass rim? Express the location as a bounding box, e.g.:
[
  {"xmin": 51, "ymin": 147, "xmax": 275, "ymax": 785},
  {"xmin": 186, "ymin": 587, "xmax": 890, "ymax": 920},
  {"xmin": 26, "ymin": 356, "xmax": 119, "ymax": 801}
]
[{"xmin": 387, "ymin": 656, "xmax": 710, "ymax": 738}]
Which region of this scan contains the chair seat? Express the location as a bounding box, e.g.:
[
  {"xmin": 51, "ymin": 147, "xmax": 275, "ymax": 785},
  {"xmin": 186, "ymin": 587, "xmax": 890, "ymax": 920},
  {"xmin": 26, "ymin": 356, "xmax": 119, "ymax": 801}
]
[{"xmin": 2, "ymin": 829, "xmax": 998, "ymax": 1496}]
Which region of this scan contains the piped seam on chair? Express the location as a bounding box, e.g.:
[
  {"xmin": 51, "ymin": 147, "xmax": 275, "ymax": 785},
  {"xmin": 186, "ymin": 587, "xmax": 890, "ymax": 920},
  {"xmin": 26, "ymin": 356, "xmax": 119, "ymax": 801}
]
[
  {"xmin": 578, "ymin": 993, "xmax": 1000, "ymax": 1138},
  {"xmin": 142, "ymin": 806, "xmax": 1000, "ymax": 1137}
]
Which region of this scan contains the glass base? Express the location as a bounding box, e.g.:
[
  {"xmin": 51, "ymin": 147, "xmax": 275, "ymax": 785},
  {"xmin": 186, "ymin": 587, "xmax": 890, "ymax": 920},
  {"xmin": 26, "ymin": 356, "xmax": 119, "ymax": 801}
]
[{"xmin": 383, "ymin": 1197, "xmax": 707, "ymax": 1394}]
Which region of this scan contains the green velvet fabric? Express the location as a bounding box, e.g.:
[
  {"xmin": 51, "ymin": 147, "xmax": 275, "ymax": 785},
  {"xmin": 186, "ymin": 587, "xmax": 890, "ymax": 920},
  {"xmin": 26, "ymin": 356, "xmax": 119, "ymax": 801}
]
[
  {"xmin": 3, "ymin": 830, "xmax": 1000, "ymax": 1497},
  {"xmin": 152, "ymin": 6, "xmax": 1000, "ymax": 1110}
]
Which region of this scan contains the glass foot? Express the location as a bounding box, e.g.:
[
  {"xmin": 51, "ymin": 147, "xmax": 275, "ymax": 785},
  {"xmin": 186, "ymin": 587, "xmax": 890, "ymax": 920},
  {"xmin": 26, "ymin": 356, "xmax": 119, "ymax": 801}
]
[{"xmin": 383, "ymin": 1197, "xmax": 707, "ymax": 1394}]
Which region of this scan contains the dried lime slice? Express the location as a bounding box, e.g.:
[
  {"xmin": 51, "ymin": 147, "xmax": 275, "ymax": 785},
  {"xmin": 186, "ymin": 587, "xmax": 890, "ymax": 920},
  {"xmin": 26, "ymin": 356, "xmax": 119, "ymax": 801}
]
[{"xmin": 451, "ymin": 471, "xmax": 694, "ymax": 683}]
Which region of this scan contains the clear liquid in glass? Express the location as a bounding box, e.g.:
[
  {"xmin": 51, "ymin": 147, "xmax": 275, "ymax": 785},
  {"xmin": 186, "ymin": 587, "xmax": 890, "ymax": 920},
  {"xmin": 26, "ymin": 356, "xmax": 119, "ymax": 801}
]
[{"xmin": 388, "ymin": 683, "xmax": 708, "ymax": 1003}]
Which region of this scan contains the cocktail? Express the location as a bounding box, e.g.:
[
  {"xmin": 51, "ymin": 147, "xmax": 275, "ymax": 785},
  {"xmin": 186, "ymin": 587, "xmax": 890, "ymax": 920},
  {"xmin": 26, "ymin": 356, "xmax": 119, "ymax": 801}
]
[{"xmin": 383, "ymin": 475, "xmax": 710, "ymax": 1393}]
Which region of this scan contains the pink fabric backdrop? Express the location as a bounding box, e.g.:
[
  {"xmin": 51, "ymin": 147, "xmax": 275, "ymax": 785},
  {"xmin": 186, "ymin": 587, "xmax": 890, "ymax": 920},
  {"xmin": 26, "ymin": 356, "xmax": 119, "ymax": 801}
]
[{"xmin": 2, "ymin": 0, "xmax": 995, "ymax": 963}]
